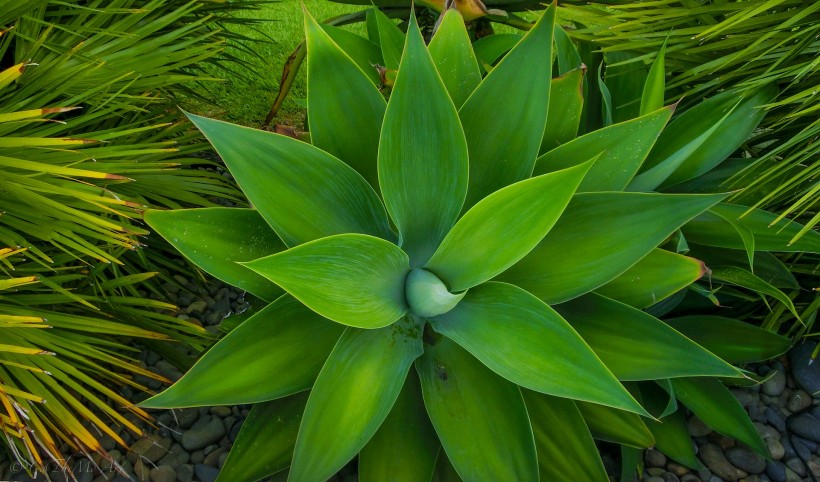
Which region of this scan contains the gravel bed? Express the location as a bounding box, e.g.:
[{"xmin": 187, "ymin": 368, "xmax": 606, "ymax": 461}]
[{"xmin": 2, "ymin": 276, "xmax": 818, "ymax": 482}]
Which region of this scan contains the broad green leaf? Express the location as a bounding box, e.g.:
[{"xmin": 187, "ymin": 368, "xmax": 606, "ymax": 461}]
[
  {"xmin": 597, "ymin": 62, "xmax": 613, "ymax": 127},
  {"xmin": 576, "ymin": 401, "xmax": 654, "ymax": 449},
  {"xmin": 187, "ymin": 114, "xmax": 393, "ymax": 247},
  {"xmin": 666, "ymin": 315, "xmax": 791, "ymax": 364},
  {"xmin": 658, "ymin": 86, "xmax": 776, "ymax": 188},
  {"xmin": 426, "ymin": 161, "xmax": 592, "ymax": 291},
  {"xmin": 620, "ymin": 446, "xmax": 642, "ymax": 482},
  {"xmin": 556, "ymin": 293, "xmax": 740, "ymax": 380},
  {"xmin": 554, "ymin": 25, "xmax": 582, "ymax": 75},
  {"xmin": 431, "ymin": 452, "xmax": 462, "ymax": 482},
  {"xmin": 522, "ymin": 391, "xmax": 608, "ymax": 482},
  {"xmin": 216, "ymin": 392, "xmax": 308, "ymax": 482},
  {"xmin": 140, "ymin": 296, "xmax": 342, "ymax": 408},
  {"xmin": 500, "ymin": 192, "xmax": 725, "ymax": 304},
  {"xmin": 540, "ymin": 68, "xmax": 585, "ymax": 153},
  {"xmin": 632, "ymin": 86, "xmax": 776, "ymax": 191},
  {"xmin": 378, "ymin": 15, "xmax": 468, "ymax": 267},
  {"xmin": 144, "ymin": 208, "xmax": 284, "ymax": 301},
  {"xmin": 243, "ymin": 234, "xmax": 409, "ymax": 329},
  {"xmin": 359, "ymin": 370, "xmax": 439, "ymax": 482},
  {"xmin": 671, "ymin": 377, "xmax": 768, "ymax": 456},
  {"xmin": 416, "ymin": 336, "xmax": 538, "ymax": 481},
  {"xmin": 459, "ymin": 5, "xmax": 555, "ymax": 208},
  {"xmin": 471, "ymin": 33, "xmax": 520, "ymax": 70},
  {"xmin": 682, "ymin": 203, "xmax": 820, "ymax": 253},
  {"xmin": 372, "ymin": 7, "xmax": 405, "ymax": 70},
  {"xmin": 289, "ymin": 320, "xmax": 423, "ymax": 482},
  {"xmin": 711, "ymin": 265, "xmax": 800, "ymax": 319},
  {"xmin": 307, "ymin": 12, "xmax": 386, "ymax": 189},
  {"xmin": 603, "ymin": 51, "xmax": 646, "ymax": 123},
  {"xmin": 428, "ymin": 9, "xmax": 481, "ymax": 108},
  {"xmin": 534, "ymin": 106, "xmax": 673, "ymax": 192},
  {"xmin": 320, "ymin": 24, "xmax": 383, "ymax": 85},
  {"xmin": 640, "ymin": 40, "xmax": 667, "ymax": 116},
  {"xmin": 595, "ymin": 249, "xmax": 706, "ymax": 308},
  {"xmin": 432, "ymin": 282, "xmax": 648, "ymax": 415},
  {"xmin": 691, "ymin": 245, "xmax": 800, "ymax": 289},
  {"xmin": 638, "ymin": 384, "xmax": 703, "ymax": 470}
]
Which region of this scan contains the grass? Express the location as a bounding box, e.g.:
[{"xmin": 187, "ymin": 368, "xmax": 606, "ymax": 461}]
[{"xmin": 186, "ymin": 0, "xmax": 368, "ymax": 127}]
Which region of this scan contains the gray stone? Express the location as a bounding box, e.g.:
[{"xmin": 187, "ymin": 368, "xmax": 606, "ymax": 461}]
[
  {"xmin": 202, "ymin": 447, "xmax": 229, "ymax": 468},
  {"xmin": 763, "ymin": 370, "xmax": 787, "ymax": 396},
  {"xmin": 646, "ymin": 449, "xmax": 667, "ymax": 468},
  {"xmin": 765, "ymin": 407, "xmax": 786, "ymax": 433},
  {"xmin": 733, "ymin": 389, "xmax": 759, "ymax": 408},
  {"xmin": 128, "ymin": 434, "xmax": 171, "ymax": 464},
  {"xmin": 667, "ymin": 463, "xmax": 690, "ymax": 477},
  {"xmin": 154, "ymin": 361, "xmax": 183, "ymax": 382},
  {"xmin": 181, "ymin": 417, "xmax": 225, "ymax": 452},
  {"xmin": 186, "ymin": 300, "xmax": 207, "ymax": 315},
  {"xmin": 784, "ymin": 467, "xmax": 802, "ymax": 482},
  {"xmin": 133, "ymin": 460, "xmax": 150, "ymax": 482},
  {"xmin": 688, "ymin": 416, "xmax": 713, "ymax": 437},
  {"xmin": 726, "ymin": 446, "xmax": 766, "ymax": 474},
  {"xmin": 176, "ymin": 464, "xmax": 194, "ymax": 482},
  {"xmin": 149, "ymin": 465, "xmax": 176, "ymax": 482},
  {"xmin": 644, "ymin": 477, "xmax": 664, "ymax": 482},
  {"xmin": 790, "ymin": 342, "xmax": 820, "ymax": 396},
  {"xmin": 784, "ymin": 458, "xmax": 805, "ymax": 476},
  {"xmin": 786, "ymin": 412, "xmax": 820, "ymax": 443},
  {"xmin": 210, "ymin": 406, "xmax": 232, "ymax": 418},
  {"xmin": 786, "ymin": 390, "xmax": 812, "ymax": 413},
  {"xmin": 765, "ymin": 461, "xmax": 786, "ymax": 482},
  {"xmin": 194, "ymin": 464, "xmax": 219, "ymax": 482},
  {"xmin": 190, "ymin": 451, "xmax": 204, "ymax": 465},
  {"xmin": 700, "ymin": 443, "xmax": 743, "ymax": 481},
  {"xmin": 765, "ymin": 437, "xmax": 785, "ymax": 460},
  {"xmin": 681, "ymin": 476, "xmax": 700, "ymax": 482}
]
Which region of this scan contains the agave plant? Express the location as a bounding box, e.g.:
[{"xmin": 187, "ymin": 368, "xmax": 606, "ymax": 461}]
[{"xmin": 143, "ymin": 5, "xmax": 819, "ymax": 481}]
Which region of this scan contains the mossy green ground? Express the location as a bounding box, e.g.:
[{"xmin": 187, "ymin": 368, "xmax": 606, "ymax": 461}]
[{"xmin": 188, "ymin": 0, "xmax": 366, "ymax": 127}]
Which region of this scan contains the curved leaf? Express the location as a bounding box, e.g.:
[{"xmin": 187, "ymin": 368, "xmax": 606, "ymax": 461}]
[
  {"xmin": 556, "ymin": 293, "xmax": 740, "ymax": 381},
  {"xmin": 289, "ymin": 319, "xmax": 423, "ymax": 481},
  {"xmin": 320, "ymin": 24, "xmax": 383, "ymax": 85},
  {"xmin": 459, "ymin": 5, "xmax": 556, "ymax": 208},
  {"xmin": 428, "ymin": 9, "xmax": 481, "ymax": 108},
  {"xmin": 216, "ymin": 392, "xmax": 308, "ymax": 482},
  {"xmin": 595, "ymin": 249, "xmax": 706, "ymax": 308},
  {"xmin": 691, "ymin": 245, "xmax": 800, "ymax": 289},
  {"xmin": 144, "ymin": 208, "xmax": 284, "ymax": 301},
  {"xmin": 243, "ymin": 234, "xmax": 409, "ymax": 329},
  {"xmin": 432, "ymin": 282, "xmax": 648, "ymax": 415},
  {"xmin": 371, "ymin": 7, "xmax": 405, "ymax": 70},
  {"xmin": 671, "ymin": 377, "xmax": 768, "ymax": 456},
  {"xmin": 682, "ymin": 203, "xmax": 820, "ymax": 253},
  {"xmin": 534, "ymin": 106, "xmax": 674, "ymax": 192},
  {"xmin": 187, "ymin": 113, "xmax": 393, "ymax": 247},
  {"xmin": 140, "ymin": 296, "xmax": 342, "ymax": 408},
  {"xmin": 359, "ymin": 370, "xmax": 439, "ymax": 482},
  {"xmin": 575, "ymin": 401, "xmax": 654, "ymax": 449},
  {"xmin": 500, "ymin": 192, "xmax": 726, "ymax": 304},
  {"xmin": 711, "ymin": 265, "xmax": 799, "ymax": 319},
  {"xmin": 638, "ymin": 383, "xmax": 703, "ymax": 470},
  {"xmin": 640, "ymin": 40, "xmax": 666, "ymax": 116},
  {"xmin": 541, "ymin": 68, "xmax": 585, "ymax": 153},
  {"xmin": 522, "ymin": 391, "xmax": 609, "ymax": 482},
  {"xmin": 306, "ymin": 11, "xmax": 386, "ymax": 188},
  {"xmin": 426, "ymin": 161, "xmax": 592, "ymax": 291},
  {"xmin": 378, "ymin": 15, "xmax": 468, "ymax": 267},
  {"xmin": 416, "ymin": 336, "xmax": 538, "ymax": 481},
  {"xmin": 554, "ymin": 25, "xmax": 582, "ymax": 75},
  {"xmin": 665, "ymin": 315, "xmax": 791, "ymax": 364},
  {"xmin": 471, "ymin": 33, "xmax": 520, "ymax": 70}
]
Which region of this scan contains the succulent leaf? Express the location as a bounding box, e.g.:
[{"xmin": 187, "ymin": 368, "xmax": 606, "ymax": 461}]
[
  {"xmin": 144, "ymin": 208, "xmax": 284, "ymax": 301},
  {"xmin": 405, "ymin": 269, "xmax": 466, "ymax": 318},
  {"xmin": 541, "ymin": 68, "xmax": 585, "ymax": 153},
  {"xmin": 426, "ymin": 160, "xmax": 594, "ymax": 292},
  {"xmin": 320, "ymin": 24, "xmax": 384, "ymax": 85},
  {"xmin": 471, "ymin": 33, "xmax": 521, "ymax": 70},
  {"xmin": 500, "ymin": 192, "xmax": 727, "ymax": 304},
  {"xmin": 140, "ymin": 296, "xmax": 342, "ymax": 408},
  {"xmin": 522, "ymin": 391, "xmax": 609, "ymax": 482},
  {"xmin": 289, "ymin": 320, "xmax": 424, "ymax": 481},
  {"xmin": 432, "ymin": 282, "xmax": 648, "ymax": 415},
  {"xmin": 306, "ymin": 11, "xmax": 386, "ymax": 189},
  {"xmin": 459, "ymin": 3, "xmax": 556, "ymax": 208},
  {"xmin": 594, "ymin": 249, "xmax": 706, "ymax": 308},
  {"xmin": 217, "ymin": 392, "xmax": 308, "ymax": 482},
  {"xmin": 428, "ymin": 9, "xmax": 482, "ymax": 108},
  {"xmin": 670, "ymin": 377, "xmax": 768, "ymax": 457},
  {"xmin": 416, "ymin": 336, "xmax": 539, "ymax": 481},
  {"xmin": 556, "ymin": 294, "xmax": 741, "ymax": 380},
  {"xmin": 243, "ymin": 234, "xmax": 409, "ymax": 329},
  {"xmin": 371, "ymin": 7, "xmax": 405, "ymax": 70},
  {"xmin": 378, "ymin": 14, "xmax": 469, "ymax": 267},
  {"xmin": 187, "ymin": 113, "xmax": 394, "ymax": 246},
  {"xmin": 640, "ymin": 39, "xmax": 667, "ymax": 116},
  {"xmin": 665, "ymin": 315, "xmax": 791, "ymax": 364},
  {"xmin": 534, "ymin": 106, "xmax": 674, "ymax": 191},
  {"xmin": 575, "ymin": 401, "xmax": 655, "ymax": 449},
  {"xmin": 359, "ymin": 370, "xmax": 440, "ymax": 482}
]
